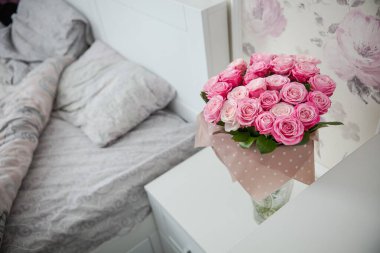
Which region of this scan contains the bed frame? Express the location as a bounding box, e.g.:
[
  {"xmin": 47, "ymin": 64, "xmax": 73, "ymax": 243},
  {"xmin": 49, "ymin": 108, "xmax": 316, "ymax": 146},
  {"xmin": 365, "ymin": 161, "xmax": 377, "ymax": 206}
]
[{"xmin": 65, "ymin": 0, "xmax": 230, "ymax": 252}]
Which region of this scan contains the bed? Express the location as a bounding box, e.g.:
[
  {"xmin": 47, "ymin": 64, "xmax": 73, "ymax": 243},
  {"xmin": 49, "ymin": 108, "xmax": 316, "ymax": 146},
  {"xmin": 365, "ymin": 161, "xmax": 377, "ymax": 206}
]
[
  {"xmin": 2, "ymin": 112, "xmax": 196, "ymax": 253},
  {"xmin": 0, "ymin": 0, "xmax": 230, "ymax": 252}
]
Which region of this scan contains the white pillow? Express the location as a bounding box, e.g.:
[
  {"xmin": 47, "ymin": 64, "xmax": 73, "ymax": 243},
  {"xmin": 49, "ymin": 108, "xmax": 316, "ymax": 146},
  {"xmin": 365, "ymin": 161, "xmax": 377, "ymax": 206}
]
[{"xmin": 55, "ymin": 41, "xmax": 176, "ymax": 147}]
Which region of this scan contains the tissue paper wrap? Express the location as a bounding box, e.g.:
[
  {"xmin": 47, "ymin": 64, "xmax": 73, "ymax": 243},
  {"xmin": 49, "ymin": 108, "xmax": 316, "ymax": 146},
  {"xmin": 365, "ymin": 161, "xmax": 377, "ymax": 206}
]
[{"xmin": 195, "ymin": 114, "xmax": 315, "ymax": 200}]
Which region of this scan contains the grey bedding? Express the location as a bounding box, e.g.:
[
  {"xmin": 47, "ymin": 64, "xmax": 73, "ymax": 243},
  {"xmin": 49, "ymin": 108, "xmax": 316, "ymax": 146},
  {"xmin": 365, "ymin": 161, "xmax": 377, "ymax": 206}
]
[
  {"xmin": 1, "ymin": 111, "xmax": 197, "ymax": 253},
  {"xmin": 0, "ymin": 57, "xmax": 71, "ymax": 248},
  {"xmin": 0, "ymin": 0, "xmax": 91, "ymax": 247},
  {"xmin": 0, "ymin": 0, "xmax": 92, "ymax": 85}
]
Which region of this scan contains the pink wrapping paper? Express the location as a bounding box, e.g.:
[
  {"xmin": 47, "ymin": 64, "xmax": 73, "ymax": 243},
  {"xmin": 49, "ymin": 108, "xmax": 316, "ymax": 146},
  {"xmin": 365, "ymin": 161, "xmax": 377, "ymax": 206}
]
[{"xmin": 195, "ymin": 114, "xmax": 316, "ymax": 201}]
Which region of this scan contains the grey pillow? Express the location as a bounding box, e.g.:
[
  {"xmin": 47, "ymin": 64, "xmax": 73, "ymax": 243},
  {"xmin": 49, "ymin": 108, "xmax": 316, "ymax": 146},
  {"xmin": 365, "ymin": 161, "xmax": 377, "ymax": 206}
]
[{"xmin": 55, "ymin": 41, "xmax": 176, "ymax": 147}]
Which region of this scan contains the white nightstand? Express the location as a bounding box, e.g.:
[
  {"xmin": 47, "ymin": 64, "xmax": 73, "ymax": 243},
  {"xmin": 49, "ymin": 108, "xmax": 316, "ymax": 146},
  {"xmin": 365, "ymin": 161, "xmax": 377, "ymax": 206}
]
[{"xmin": 145, "ymin": 147, "xmax": 324, "ymax": 253}]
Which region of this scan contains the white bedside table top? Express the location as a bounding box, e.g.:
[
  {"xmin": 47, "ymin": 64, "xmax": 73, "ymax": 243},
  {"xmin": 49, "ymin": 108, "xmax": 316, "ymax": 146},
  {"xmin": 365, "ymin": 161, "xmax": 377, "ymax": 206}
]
[
  {"xmin": 146, "ymin": 147, "xmax": 321, "ymax": 253},
  {"xmin": 229, "ymin": 134, "xmax": 380, "ymax": 253}
]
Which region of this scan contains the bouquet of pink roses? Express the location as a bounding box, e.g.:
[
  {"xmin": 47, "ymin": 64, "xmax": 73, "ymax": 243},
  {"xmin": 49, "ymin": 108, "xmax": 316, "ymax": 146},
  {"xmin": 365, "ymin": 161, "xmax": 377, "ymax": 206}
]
[{"xmin": 201, "ymin": 53, "xmax": 342, "ymax": 154}]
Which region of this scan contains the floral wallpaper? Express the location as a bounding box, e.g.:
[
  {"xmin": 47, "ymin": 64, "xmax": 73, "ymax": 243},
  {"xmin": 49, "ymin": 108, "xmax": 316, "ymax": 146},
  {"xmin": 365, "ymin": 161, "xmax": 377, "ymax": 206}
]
[{"xmin": 240, "ymin": 0, "xmax": 380, "ymax": 168}]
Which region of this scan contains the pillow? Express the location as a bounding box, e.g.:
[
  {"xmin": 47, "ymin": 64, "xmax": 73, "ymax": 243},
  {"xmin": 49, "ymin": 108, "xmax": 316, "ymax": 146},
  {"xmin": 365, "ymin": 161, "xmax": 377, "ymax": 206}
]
[{"xmin": 55, "ymin": 41, "xmax": 176, "ymax": 147}]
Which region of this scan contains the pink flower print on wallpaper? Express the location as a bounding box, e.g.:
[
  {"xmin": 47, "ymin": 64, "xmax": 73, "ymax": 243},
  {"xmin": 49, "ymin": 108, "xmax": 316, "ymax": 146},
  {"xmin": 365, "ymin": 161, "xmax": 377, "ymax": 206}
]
[
  {"xmin": 325, "ymin": 10, "xmax": 380, "ymax": 104},
  {"xmin": 243, "ymin": 0, "xmax": 287, "ymax": 38}
]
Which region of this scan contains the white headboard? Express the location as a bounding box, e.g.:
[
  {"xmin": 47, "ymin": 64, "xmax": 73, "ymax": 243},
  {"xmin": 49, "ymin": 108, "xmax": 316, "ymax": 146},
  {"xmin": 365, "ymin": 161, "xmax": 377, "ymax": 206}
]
[{"xmin": 66, "ymin": 0, "xmax": 230, "ymax": 122}]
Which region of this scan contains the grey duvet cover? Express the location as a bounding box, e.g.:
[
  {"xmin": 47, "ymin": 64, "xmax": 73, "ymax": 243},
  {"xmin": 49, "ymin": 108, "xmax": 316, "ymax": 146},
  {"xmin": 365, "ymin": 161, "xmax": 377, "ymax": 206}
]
[
  {"xmin": 0, "ymin": 57, "xmax": 71, "ymax": 248},
  {"xmin": 0, "ymin": 0, "xmax": 91, "ymax": 247},
  {"xmin": 1, "ymin": 111, "xmax": 197, "ymax": 253}
]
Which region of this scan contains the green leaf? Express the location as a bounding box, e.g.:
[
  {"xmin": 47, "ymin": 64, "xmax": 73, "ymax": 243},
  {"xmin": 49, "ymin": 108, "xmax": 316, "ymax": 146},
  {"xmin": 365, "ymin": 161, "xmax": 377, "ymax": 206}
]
[
  {"xmin": 231, "ymin": 131, "xmax": 250, "ymax": 142},
  {"xmin": 304, "ymin": 83, "xmax": 311, "ymax": 91},
  {"xmin": 321, "ymin": 121, "xmax": 344, "ymax": 125},
  {"xmin": 216, "ymin": 121, "xmax": 225, "ymax": 126},
  {"xmin": 228, "ymin": 130, "xmax": 257, "ymax": 149},
  {"xmin": 246, "ymin": 127, "xmax": 260, "ymax": 137},
  {"xmin": 229, "ymin": 130, "xmax": 239, "ymax": 135},
  {"xmin": 297, "ymin": 131, "xmax": 310, "ymax": 146},
  {"xmin": 200, "ymin": 91, "xmax": 209, "ymax": 103},
  {"xmin": 309, "ymin": 121, "xmax": 343, "ymax": 133},
  {"xmin": 230, "ymin": 128, "xmax": 249, "ymax": 134},
  {"xmin": 256, "ymin": 135, "xmax": 278, "ymax": 154},
  {"xmin": 239, "ymin": 136, "xmax": 256, "ymax": 149}
]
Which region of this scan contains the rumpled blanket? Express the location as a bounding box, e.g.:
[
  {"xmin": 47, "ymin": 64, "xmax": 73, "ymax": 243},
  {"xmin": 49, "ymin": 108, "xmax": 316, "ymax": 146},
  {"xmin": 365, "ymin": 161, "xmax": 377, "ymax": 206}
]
[
  {"xmin": 0, "ymin": 0, "xmax": 93, "ymax": 85},
  {"xmin": 0, "ymin": 57, "xmax": 72, "ymax": 246},
  {"xmin": 0, "ymin": 0, "xmax": 92, "ymax": 247}
]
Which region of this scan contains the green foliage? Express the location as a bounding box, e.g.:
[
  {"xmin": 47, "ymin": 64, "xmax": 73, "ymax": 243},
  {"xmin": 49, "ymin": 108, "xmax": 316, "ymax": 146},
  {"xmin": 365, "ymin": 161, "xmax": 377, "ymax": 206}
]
[
  {"xmin": 239, "ymin": 136, "xmax": 256, "ymax": 149},
  {"xmin": 229, "ymin": 129, "xmax": 257, "ymax": 149},
  {"xmin": 200, "ymin": 91, "xmax": 209, "ymax": 103},
  {"xmin": 228, "ymin": 128, "xmax": 277, "ymax": 152},
  {"xmin": 297, "ymin": 131, "xmax": 310, "ymax": 146},
  {"xmin": 231, "ymin": 131, "xmax": 251, "ymax": 142},
  {"xmin": 304, "ymin": 83, "xmax": 311, "ymax": 91},
  {"xmin": 224, "ymin": 122, "xmax": 342, "ymax": 154},
  {"xmin": 256, "ymin": 135, "xmax": 278, "ymax": 154},
  {"xmin": 216, "ymin": 121, "xmax": 225, "ymax": 126},
  {"xmin": 309, "ymin": 121, "xmax": 343, "ymax": 133},
  {"xmin": 246, "ymin": 127, "xmax": 260, "ymax": 137}
]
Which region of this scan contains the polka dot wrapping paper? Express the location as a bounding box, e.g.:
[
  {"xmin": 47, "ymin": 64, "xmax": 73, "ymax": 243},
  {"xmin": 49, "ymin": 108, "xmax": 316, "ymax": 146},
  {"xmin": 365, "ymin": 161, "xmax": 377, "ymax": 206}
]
[{"xmin": 195, "ymin": 115, "xmax": 315, "ymax": 201}]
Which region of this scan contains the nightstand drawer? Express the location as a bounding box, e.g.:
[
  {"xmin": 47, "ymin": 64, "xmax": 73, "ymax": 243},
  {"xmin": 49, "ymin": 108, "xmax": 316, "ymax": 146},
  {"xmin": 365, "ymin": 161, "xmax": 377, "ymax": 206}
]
[
  {"xmin": 161, "ymin": 236, "xmax": 187, "ymax": 253},
  {"xmin": 148, "ymin": 193, "xmax": 205, "ymax": 253},
  {"xmin": 160, "ymin": 206, "xmax": 204, "ymax": 253}
]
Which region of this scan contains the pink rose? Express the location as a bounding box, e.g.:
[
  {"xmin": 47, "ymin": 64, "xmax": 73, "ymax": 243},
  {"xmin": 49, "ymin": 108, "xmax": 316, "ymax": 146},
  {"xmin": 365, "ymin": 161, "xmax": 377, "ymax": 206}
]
[
  {"xmin": 259, "ymin": 90, "xmax": 280, "ymax": 110},
  {"xmin": 292, "ymin": 62, "xmax": 320, "ymax": 83},
  {"xmin": 243, "ymin": 68, "xmax": 259, "ymax": 85},
  {"xmin": 206, "ymin": 81, "xmax": 232, "ymax": 99},
  {"xmin": 236, "ymin": 98, "xmax": 262, "ymax": 126},
  {"xmin": 244, "ymin": 61, "xmax": 271, "ymax": 84},
  {"xmin": 265, "ymin": 74, "xmax": 290, "ymax": 91},
  {"xmin": 221, "ymin": 100, "xmax": 240, "ymax": 132},
  {"xmin": 255, "ymin": 112, "xmax": 276, "ymax": 135},
  {"xmin": 203, "ymin": 75, "xmax": 219, "ymax": 93},
  {"xmin": 270, "ymin": 102, "xmax": 294, "ymax": 117},
  {"xmin": 227, "ymin": 86, "xmax": 249, "ymax": 101},
  {"xmin": 227, "ymin": 58, "xmax": 248, "ymax": 72},
  {"xmin": 270, "ymin": 55, "xmax": 295, "ymax": 75},
  {"xmin": 308, "ymin": 74, "xmax": 336, "ymax": 97},
  {"xmin": 249, "ymin": 61, "xmax": 270, "ymax": 77},
  {"xmin": 219, "ymin": 68, "xmax": 243, "ymax": 87},
  {"xmin": 250, "ymin": 53, "xmax": 275, "ymax": 65},
  {"xmin": 203, "ymin": 95, "xmax": 224, "ymax": 124},
  {"xmin": 295, "ymin": 55, "xmax": 321, "ymax": 65},
  {"xmin": 280, "ymin": 82, "xmax": 308, "ymax": 105},
  {"xmin": 307, "ymin": 91, "xmax": 331, "ymax": 115},
  {"xmin": 246, "ymin": 78, "xmax": 267, "ymax": 98},
  {"xmin": 271, "ymin": 116, "xmax": 305, "ymax": 145},
  {"xmin": 293, "ymin": 102, "xmax": 320, "ymax": 130}
]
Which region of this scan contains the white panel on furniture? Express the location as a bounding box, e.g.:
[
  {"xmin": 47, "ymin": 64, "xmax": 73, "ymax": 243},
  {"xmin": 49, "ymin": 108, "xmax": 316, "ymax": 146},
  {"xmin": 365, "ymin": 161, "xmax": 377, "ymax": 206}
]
[
  {"xmin": 66, "ymin": 0, "xmax": 230, "ymax": 122},
  {"xmin": 90, "ymin": 214, "xmax": 163, "ymax": 253}
]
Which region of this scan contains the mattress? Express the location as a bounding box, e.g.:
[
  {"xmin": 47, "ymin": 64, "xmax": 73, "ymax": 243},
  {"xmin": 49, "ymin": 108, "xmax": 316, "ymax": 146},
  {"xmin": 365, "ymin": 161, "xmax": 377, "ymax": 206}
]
[{"xmin": 1, "ymin": 110, "xmax": 198, "ymax": 253}]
